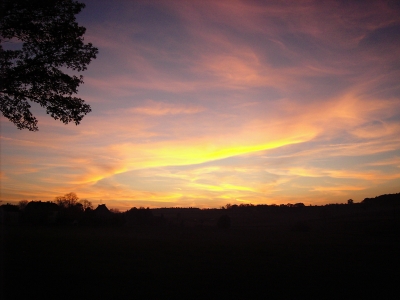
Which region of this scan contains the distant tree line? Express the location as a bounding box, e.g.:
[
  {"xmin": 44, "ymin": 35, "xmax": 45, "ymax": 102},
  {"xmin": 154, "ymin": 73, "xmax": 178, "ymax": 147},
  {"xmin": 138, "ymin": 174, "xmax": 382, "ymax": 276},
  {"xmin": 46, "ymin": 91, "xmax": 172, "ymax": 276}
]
[
  {"xmin": 1, "ymin": 192, "xmax": 399, "ymax": 228},
  {"xmin": 222, "ymin": 202, "xmax": 307, "ymax": 210},
  {"xmin": 1, "ymin": 193, "xmax": 123, "ymax": 226},
  {"xmin": 361, "ymin": 193, "xmax": 400, "ymax": 207},
  {"xmin": 0, "ymin": 193, "xmax": 169, "ymax": 227}
]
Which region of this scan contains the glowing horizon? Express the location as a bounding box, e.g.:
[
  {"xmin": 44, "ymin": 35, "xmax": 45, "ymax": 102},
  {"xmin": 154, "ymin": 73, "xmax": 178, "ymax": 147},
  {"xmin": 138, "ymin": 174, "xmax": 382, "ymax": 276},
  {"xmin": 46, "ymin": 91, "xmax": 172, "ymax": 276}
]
[{"xmin": 1, "ymin": 0, "xmax": 400, "ymax": 211}]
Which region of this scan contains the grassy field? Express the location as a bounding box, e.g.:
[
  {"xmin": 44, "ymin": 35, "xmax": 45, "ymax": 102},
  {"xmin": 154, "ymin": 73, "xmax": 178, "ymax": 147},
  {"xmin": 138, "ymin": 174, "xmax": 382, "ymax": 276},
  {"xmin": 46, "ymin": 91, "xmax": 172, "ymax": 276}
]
[{"xmin": 2, "ymin": 214, "xmax": 400, "ymax": 299}]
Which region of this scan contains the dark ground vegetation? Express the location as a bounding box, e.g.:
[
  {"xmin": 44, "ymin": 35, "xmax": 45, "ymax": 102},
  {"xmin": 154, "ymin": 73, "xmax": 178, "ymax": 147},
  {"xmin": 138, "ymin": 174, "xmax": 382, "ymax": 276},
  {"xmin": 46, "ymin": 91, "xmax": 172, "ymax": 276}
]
[{"xmin": 1, "ymin": 193, "xmax": 400, "ymax": 299}]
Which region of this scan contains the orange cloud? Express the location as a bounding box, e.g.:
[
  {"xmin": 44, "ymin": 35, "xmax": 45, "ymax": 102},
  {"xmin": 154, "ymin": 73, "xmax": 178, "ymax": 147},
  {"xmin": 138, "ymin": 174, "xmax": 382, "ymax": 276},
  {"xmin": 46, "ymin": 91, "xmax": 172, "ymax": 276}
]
[{"xmin": 2, "ymin": 0, "xmax": 400, "ymax": 210}]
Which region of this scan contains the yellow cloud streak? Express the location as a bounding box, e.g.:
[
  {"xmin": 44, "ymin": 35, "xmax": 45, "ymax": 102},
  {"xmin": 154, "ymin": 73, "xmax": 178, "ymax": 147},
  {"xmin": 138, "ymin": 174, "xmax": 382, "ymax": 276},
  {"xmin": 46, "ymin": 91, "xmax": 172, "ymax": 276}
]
[
  {"xmin": 312, "ymin": 186, "xmax": 367, "ymax": 192},
  {"xmin": 286, "ymin": 167, "xmax": 400, "ymax": 182},
  {"xmin": 120, "ymin": 133, "xmax": 313, "ymax": 170},
  {"xmin": 188, "ymin": 182, "xmax": 256, "ymax": 193},
  {"xmin": 75, "ymin": 126, "xmax": 315, "ymax": 187}
]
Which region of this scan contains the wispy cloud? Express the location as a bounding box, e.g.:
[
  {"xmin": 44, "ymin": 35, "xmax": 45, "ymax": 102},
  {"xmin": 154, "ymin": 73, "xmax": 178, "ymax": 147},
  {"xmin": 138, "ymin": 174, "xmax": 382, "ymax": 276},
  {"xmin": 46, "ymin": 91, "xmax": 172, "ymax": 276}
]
[
  {"xmin": 1, "ymin": 0, "xmax": 399, "ymax": 209},
  {"xmin": 129, "ymin": 100, "xmax": 205, "ymax": 116}
]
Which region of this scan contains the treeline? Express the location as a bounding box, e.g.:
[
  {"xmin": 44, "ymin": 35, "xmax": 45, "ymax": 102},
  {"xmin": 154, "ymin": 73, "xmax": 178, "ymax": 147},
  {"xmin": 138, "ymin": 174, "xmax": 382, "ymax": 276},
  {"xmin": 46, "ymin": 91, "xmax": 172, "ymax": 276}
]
[
  {"xmin": 0, "ymin": 192, "xmax": 168, "ymax": 227},
  {"xmin": 1, "ymin": 192, "xmax": 399, "ymax": 227},
  {"xmin": 362, "ymin": 193, "xmax": 400, "ymax": 207},
  {"xmin": 0, "ymin": 193, "xmax": 120, "ymax": 226}
]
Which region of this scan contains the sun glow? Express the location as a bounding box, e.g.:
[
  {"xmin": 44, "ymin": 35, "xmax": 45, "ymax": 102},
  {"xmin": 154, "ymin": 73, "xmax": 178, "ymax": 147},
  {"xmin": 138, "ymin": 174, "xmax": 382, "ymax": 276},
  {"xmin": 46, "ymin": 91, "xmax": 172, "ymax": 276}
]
[{"xmin": 1, "ymin": 0, "xmax": 400, "ymax": 210}]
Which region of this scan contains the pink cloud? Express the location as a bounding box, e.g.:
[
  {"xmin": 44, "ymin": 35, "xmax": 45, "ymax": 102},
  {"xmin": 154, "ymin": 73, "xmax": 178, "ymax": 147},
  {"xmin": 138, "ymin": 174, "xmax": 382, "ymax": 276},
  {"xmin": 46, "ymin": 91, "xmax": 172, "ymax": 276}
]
[{"xmin": 129, "ymin": 100, "xmax": 205, "ymax": 116}]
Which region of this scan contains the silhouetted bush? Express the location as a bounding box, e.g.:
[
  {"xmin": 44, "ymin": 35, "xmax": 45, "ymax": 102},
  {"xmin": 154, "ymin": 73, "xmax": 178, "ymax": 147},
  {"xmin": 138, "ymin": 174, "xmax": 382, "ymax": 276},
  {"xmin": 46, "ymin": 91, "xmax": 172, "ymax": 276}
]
[
  {"xmin": 23, "ymin": 201, "xmax": 59, "ymax": 225},
  {"xmin": 362, "ymin": 193, "xmax": 400, "ymax": 207},
  {"xmin": 0, "ymin": 203, "xmax": 19, "ymax": 212},
  {"xmin": 0, "ymin": 204, "xmax": 20, "ymax": 225},
  {"xmin": 125, "ymin": 207, "xmax": 155, "ymax": 226}
]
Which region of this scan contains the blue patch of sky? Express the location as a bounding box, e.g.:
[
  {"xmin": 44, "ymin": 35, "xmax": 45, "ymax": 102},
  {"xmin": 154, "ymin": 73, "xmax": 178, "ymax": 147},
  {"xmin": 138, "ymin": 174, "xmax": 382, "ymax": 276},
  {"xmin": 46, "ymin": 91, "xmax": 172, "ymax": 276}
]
[
  {"xmin": 295, "ymin": 75, "xmax": 354, "ymax": 101},
  {"xmin": 279, "ymin": 32, "xmax": 327, "ymax": 60},
  {"xmin": 252, "ymin": 37, "xmax": 298, "ymax": 68},
  {"xmin": 79, "ymin": 0, "xmax": 134, "ymax": 25},
  {"xmin": 358, "ymin": 24, "xmax": 400, "ymax": 50}
]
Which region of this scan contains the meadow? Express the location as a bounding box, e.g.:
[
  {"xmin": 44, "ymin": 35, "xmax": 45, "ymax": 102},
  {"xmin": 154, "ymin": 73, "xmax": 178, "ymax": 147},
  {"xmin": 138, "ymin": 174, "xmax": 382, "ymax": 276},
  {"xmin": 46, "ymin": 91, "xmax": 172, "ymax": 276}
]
[{"xmin": 3, "ymin": 204, "xmax": 400, "ymax": 299}]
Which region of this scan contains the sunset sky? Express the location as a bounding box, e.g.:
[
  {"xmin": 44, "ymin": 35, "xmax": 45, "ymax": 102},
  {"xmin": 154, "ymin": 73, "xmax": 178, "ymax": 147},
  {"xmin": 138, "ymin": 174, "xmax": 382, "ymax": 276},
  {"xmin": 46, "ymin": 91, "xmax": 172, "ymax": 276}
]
[{"xmin": 1, "ymin": 0, "xmax": 400, "ymax": 210}]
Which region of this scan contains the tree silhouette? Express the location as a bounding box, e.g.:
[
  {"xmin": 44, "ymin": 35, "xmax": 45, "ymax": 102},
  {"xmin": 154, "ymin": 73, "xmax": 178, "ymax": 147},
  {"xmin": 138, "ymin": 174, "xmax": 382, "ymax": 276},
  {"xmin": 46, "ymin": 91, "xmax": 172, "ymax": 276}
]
[
  {"xmin": 18, "ymin": 199, "xmax": 29, "ymax": 210},
  {"xmin": 55, "ymin": 192, "xmax": 79, "ymax": 208},
  {"xmin": 22, "ymin": 201, "xmax": 59, "ymax": 225},
  {"xmin": 0, "ymin": 0, "xmax": 98, "ymax": 131},
  {"xmin": 79, "ymin": 199, "xmax": 93, "ymax": 211}
]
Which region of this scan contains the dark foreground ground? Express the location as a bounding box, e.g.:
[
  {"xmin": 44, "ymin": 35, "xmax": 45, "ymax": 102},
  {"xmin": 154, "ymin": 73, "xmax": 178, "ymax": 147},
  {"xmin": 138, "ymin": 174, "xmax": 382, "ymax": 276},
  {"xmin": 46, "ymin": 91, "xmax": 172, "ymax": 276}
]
[{"xmin": 2, "ymin": 214, "xmax": 400, "ymax": 299}]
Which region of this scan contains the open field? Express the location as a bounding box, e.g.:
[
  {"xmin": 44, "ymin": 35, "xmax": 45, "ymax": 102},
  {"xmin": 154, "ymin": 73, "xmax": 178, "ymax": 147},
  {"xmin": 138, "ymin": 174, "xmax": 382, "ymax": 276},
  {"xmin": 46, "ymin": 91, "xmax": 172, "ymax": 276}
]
[{"xmin": 2, "ymin": 208, "xmax": 400, "ymax": 299}]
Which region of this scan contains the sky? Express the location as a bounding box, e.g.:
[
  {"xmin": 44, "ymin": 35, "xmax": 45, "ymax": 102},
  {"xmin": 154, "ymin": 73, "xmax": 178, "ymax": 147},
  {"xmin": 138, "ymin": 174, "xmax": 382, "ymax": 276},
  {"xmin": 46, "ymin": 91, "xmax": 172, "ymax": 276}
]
[{"xmin": 1, "ymin": 0, "xmax": 400, "ymax": 211}]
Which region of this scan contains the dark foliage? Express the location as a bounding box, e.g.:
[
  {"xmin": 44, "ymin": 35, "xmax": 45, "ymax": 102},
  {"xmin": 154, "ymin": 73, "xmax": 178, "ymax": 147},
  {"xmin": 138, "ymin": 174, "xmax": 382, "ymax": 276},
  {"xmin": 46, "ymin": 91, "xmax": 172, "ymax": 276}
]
[
  {"xmin": 362, "ymin": 193, "xmax": 400, "ymax": 207},
  {"xmin": 0, "ymin": 0, "xmax": 98, "ymax": 131},
  {"xmin": 22, "ymin": 201, "xmax": 59, "ymax": 225},
  {"xmin": 0, "ymin": 203, "xmax": 19, "ymax": 212},
  {"xmin": 125, "ymin": 207, "xmax": 155, "ymax": 226},
  {"xmin": 55, "ymin": 192, "xmax": 79, "ymax": 208},
  {"xmin": 56, "ymin": 203, "xmax": 84, "ymax": 225},
  {"xmin": 24, "ymin": 201, "xmax": 59, "ymax": 212},
  {"xmin": 0, "ymin": 203, "xmax": 20, "ymax": 224}
]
